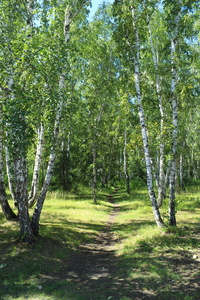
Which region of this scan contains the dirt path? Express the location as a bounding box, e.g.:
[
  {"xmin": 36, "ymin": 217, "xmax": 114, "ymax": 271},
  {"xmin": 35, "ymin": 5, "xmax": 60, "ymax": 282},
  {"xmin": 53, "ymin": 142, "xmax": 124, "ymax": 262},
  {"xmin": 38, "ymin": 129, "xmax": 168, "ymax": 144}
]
[{"xmin": 61, "ymin": 188, "xmax": 122, "ymax": 299}]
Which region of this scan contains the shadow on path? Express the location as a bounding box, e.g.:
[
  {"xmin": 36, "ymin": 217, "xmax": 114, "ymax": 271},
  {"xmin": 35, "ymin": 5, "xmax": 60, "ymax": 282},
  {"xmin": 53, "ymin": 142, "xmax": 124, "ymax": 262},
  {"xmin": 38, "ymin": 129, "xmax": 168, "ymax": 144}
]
[
  {"xmin": 40, "ymin": 187, "xmax": 162, "ymax": 299},
  {"xmin": 62, "ymin": 187, "xmax": 120, "ymax": 282}
]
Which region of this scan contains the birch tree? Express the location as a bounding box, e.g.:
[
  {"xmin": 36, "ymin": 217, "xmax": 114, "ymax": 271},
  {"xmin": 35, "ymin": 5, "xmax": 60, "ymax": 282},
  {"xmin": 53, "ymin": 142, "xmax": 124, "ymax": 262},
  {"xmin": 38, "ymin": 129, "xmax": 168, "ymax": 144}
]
[
  {"xmin": 31, "ymin": 0, "xmax": 90, "ymax": 235},
  {"xmin": 129, "ymin": 4, "xmax": 164, "ymax": 228},
  {"xmin": 167, "ymin": 0, "xmax": 182, "ymax": 226},
  {"xmin": 1, "ymin": 0, "xmax": 90, "ymax": 240},
  {"xmin": 113, "ymin": 0, "xmax": 199, "ymax": 225},
  {"xmin": 28, "ymin": 123, "xmax": 44, "ymax": 207},
  {"xmin": 147, "ymin": 13, "xmax": 165, "ymax": 207},
  {"xmin": 0, "ymin": 0, "xmax": 34, "ymax": 241},
  {"xmin": 0, "ymin": 103, "xmax": 17, "ymax": 220},
  {"xmin": 124, "ymin": 127, "xmax": 130, "ymax": 194},
  {"xmin": 113, "ymin": 0, "xmax": 165, "ymax": 227}
]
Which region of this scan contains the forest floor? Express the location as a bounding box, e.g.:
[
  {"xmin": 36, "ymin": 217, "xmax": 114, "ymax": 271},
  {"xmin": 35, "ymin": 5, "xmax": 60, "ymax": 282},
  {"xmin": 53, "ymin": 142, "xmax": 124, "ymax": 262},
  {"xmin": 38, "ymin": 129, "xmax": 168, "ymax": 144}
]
[
  {"xmin": 53, "ymin": 187, "xmax": 200, "ymax": 300},
  {"xmin": 58, "ymin": 187, "xmax": 123, "ymax": 299},
  {"xmin": 0, "ymin": 186, "xmax": 200, "ymax": 300}
]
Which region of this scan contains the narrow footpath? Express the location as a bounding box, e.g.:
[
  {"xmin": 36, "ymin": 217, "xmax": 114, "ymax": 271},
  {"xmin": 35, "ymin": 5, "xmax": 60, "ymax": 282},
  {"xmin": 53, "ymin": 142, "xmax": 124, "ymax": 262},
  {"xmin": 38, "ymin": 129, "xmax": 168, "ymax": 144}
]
[{"xmin": 62, "ymin": 187, "xmax": 122, "ymax": 299}]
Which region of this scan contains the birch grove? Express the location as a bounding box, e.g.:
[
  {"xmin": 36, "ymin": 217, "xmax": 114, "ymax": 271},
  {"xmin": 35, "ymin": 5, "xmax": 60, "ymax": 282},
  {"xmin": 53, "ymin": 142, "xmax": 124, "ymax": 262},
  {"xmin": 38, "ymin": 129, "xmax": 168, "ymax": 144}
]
[
  {"xmin": 0, "ymin": 0, "xmax": 199, "ymax": 239},
  {"xmin": 112, "ymin": 0, "xmax": 199, "ymax": 227},
  {"xmin": 0, "ymin": 0, "xmax": 91, "ymax": 240}
]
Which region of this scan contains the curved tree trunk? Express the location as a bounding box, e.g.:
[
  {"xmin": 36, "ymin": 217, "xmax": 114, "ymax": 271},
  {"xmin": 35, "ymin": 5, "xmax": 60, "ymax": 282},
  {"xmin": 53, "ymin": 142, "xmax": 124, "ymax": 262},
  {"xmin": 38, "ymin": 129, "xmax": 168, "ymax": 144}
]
[
  {"xmin": 31, "ymin": 97, "xmax": 64, "ymax": 236},
  {"xmin": 32, "ymin": 2, "xmax": 91, "ymax": 235},
  {"xmin": 31, "ymin": 4, "xmax": 72, "ymax": 236}
]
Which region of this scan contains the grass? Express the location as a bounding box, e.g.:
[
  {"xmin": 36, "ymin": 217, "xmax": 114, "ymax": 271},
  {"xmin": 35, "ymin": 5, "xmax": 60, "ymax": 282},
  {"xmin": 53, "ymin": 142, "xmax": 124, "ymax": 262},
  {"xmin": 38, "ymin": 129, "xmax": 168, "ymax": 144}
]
[
  {"xmin": 0, "ymin": 188, "xmax": 114, "ymax": 300},
  {"xmin": 112, "ymin": 188, "xmax": 200, "ymax": 299},
  {"xmin": 0, "ymin": 186, "xmax": 200, "ymax": 299}
]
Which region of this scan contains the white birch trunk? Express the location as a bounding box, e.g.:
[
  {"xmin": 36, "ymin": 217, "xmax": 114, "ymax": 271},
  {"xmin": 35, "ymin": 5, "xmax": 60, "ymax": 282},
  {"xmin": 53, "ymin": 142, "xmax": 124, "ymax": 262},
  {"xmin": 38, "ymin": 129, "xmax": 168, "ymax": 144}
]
[
  {"xmin": 14, "ymin": 154, "xmax": 33, "ymax": 241},
  {"xmin": 5, "ymin": 64, "xmax": 17, "ymax": 205},
  {"xmin": 124, "ymin": 128, "xmax": 130, "ymax": 194},
  {"xmin": 169, "ymin": 1, "xmax": 181, "ymax": 226},
  {"xmin": 150, "ymin": 156, "xmax": 159, "ymax": 188},
  {"xmin": 4, "ymin": 34, "xmax": 31, "ymax": 237},
  {"xmin": 130, "ymin": 6, "xmax": 164, "ymax": 228},
  {"xmin": 92, "ymin": 143, "xmax": 97, "ymax": 204},
  {"xmin": 0, "ymin": 102, "xmax": 17, "ymax": 220},
  {"xmin": 5, "ymin": 144, "xmax": 17, "ymax": 205},
  {"xmin": 32, "ymin": 92, "xmax": 64, "ymax": 235},
  {"xmin": 13, "ymin": 0, "xmax": 35, "ymax": 242},
  {"xmin": 163, "ymin": 160, "xmax": 171, "ymax": 199},
  {"xmin": 28, "ymin": 123, "xmax": 44, "ymax": 208},
  {"xmin": 179, "ymin": 151, "xmax": 185, "ymax": 191},
  {"xmin": 147, "ymin": 15, "xmax": 165, "ymax": 207},
  {"xmin": 32, "ymin": 1, "xmax": 94, "ymax": 235},
  {"xmin": 32, "ymin": 6, "xmax": 71, "ymax": 235}
]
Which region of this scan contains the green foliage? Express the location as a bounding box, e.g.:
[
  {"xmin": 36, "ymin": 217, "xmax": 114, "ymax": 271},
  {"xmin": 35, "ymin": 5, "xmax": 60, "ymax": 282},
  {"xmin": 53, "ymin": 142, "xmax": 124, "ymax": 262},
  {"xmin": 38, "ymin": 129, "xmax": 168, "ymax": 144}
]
[{"xmin": 0, "ymin": 0, "xmax": 200, "ymax": 245}]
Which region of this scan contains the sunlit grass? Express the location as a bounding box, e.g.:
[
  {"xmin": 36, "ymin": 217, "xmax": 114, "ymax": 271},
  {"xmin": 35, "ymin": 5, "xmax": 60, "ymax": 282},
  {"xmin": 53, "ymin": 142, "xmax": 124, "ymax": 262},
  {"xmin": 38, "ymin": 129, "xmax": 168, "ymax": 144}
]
[
  {"xmin": 1, "ymin": 186, "xmax": 200, "ymax": 300},
  {"xmin": 113, "ymin": 188, "xmax": 200, "ymax": 252},
  {"xmin": 0, "ymin": 189, "xmax": 115, "ymax": 300},
  {"xmin": 111, "ymin": 187, "xmax": 200, "ymax": 299}
]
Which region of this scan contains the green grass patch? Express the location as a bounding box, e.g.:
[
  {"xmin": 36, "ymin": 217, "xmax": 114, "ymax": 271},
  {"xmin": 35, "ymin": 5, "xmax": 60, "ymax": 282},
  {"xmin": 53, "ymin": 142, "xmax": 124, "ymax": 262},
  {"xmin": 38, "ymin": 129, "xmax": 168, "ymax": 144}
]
[
  {"xmin": 0, "ymin": 189, "xmax": 113, "ymax": 300},
  {"xmin": 1, "ymin": 187, "xmax": 200, "ymax": 299},
  {"xmin": 112, "ymin": 188, "xmax": 200, "ymax": 299}
]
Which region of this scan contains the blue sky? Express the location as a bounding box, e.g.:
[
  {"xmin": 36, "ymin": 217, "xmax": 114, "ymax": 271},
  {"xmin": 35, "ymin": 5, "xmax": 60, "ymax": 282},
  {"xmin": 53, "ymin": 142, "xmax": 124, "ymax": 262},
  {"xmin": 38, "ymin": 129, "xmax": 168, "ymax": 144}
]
[{"xmin": 89, "ymin": 0, "xmax": 114, "ymax": 19}]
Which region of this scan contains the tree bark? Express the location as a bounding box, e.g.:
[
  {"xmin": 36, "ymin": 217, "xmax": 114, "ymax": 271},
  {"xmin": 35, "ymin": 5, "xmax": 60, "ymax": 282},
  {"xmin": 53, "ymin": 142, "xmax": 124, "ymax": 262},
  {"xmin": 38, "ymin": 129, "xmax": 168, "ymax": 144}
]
[
  {"xmin": 31, "ymin": 97, "xmax": 64, "ymax": 235},
  {"xmin": 0, "ymin": 105, "xmax": 17, "ymax": 220},
  {"xmin": 124, "ymin": 128, "xmax": 130, "ymax": 194},
  {"xmin": 28, "ymin": 123, "xmax": 44, "ymax": 208},
  {"xmin": 92, "ymin": 143, "xmax": 97, "ymax": 204},
  {"xmin": 169, "ymin": 0, "xmax": 182, "ymax": 226},
  {"xmin": 3, "ymin": 13, "xmax": 33, "ymax": 240},
  {"xmin": 179, "ymin": 151, "xmax": 185, "ymax": 192},
  {"xmin": 150, "ymin": 156, "xmax": 159, "ymax": 189},
  {"xmin": 163, "ymin": 160, "xmax": 171, "ymax": 199},
  {"xmin": 32, "ymin": 5, "xmax": 72, "ymax": 235},
  {"xmin": 147, "ymin": 14, "xmax": 165, "ymax": 207},
  {"xmin": 5, "ymin": 143, "xmax": 17, "ymax": 205},
  {"xmin": 5, "ymin": 64, "xmax": 17, "ymax": 205},
  {"xmin": 129, "ymin": 5, "xmax": 165, "ymax": 228},
  {"xmin": 14, "ymin": 154, "xmax": 33, "ymax": 242}
]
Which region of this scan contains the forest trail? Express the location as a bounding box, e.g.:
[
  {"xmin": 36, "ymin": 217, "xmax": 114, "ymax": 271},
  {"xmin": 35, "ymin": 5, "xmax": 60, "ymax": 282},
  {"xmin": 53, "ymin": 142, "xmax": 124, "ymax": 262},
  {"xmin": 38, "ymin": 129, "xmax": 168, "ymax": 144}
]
[
  {"xmin": 58, "ymin": 187, "xmax": 200, "ymax": 300},
  {"xmin": 60, "ymin": 187, "xmax": 124, "ymax": 299}
]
